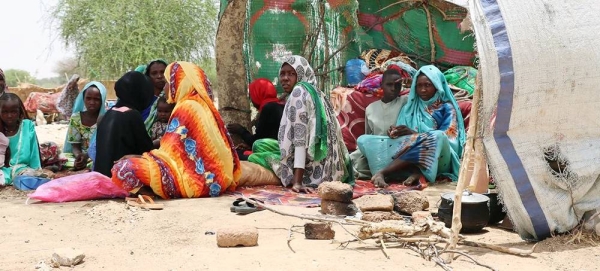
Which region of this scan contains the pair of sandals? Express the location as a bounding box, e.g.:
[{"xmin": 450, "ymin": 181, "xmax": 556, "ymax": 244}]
[
  {"xmin": 230, "ymin": 198, "xmax": 264, "ymax": 215},
  {"xmin": 126, "ymin": 195, "xmax": 164, "ymax": 210}
]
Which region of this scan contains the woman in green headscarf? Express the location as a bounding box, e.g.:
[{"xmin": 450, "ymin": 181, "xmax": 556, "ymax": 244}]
[
  {"xmin": 249, "ymin": 55, "xmax": 353, "ymax": 193},
  {"xmin": 358, "ymin": 65, "xmax": 466, "ymax": 187}
]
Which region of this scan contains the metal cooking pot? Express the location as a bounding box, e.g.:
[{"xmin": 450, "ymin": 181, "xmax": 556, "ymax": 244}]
[{"xmin": 438, "ymin": 190, "xmax": 490, "ymax": 233}]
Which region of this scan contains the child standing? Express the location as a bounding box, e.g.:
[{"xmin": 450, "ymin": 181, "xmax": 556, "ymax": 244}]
[{"xmin": 150, "ymin": 96, "xmax": 175, "ymax": 146}]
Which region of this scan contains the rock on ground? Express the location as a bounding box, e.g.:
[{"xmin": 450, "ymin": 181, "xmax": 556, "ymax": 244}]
[
  {"xmin": 216, "ymin": 227, "xmax": 259, "ymax": 247},
  {"xmin": 353, "ymin": 194, "xmax": 394, "ymax": 212},
  {"xmin": 51, "ymin": 248, "xmax": 85, "ymax": 267},
  {"xmin": 317, "ymin": 182, "xmax": 353, "ymax": 203},
  {"xmin": 362, "ymin": 211, "xmax": 403, "ymax": 222},
  {"xmin": 304, "ymin": 223, "xmax": 335, "ymax": 240},
  {"xmin": 393, "ymin": 191, "xmax": 429, "ymax": 215},
  {"xmin": 411, "ymin": 211, "xmax": 433, "ymax": 225},
  {"xmin": 320, "ymin": 200, "xmax": 358, "ymax": 216}
]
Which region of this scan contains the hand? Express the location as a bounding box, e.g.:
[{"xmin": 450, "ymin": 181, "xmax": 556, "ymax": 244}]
[
  {"xmin": 388, "ymin": 125, "xmax": 416, "ymax": 138},
  {"xmin": 291, "ymin": 183, "xmax": 315, "ymax": 194},
  {"xmin": 74, "ymin": 153, "xmax": 89, "ymax": 170},
  {"xmin": 394, "ymin": 77, "xmax": 412, "ymax": 90},
  {"xmin": 226, "ymin": 123, "xmax": 246, "ymax": 135}
]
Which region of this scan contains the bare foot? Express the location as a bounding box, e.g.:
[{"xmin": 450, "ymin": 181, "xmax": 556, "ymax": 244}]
[
  {"xmin": 371, "ymin": 173, "xmax": 389, "ymax": 188},
  {"xmin": 402, "ymin": 173, "xmax": 421, "ymax": 186}
]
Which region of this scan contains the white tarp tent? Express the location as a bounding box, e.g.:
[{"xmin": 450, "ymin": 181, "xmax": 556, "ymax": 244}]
[{"xmin": 470, "ymin": 0, "xmax": 600, "ymax": 240}]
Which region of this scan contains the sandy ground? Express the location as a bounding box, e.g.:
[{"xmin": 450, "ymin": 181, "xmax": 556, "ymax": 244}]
[{"xmin": 0, "ymin": 125, "xmax": 597, "ymax": 271}]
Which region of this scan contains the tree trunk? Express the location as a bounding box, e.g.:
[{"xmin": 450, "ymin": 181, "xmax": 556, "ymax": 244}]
[{"xmin": 215, "ymin": 0, "xmax": 250, "ymax": 144}]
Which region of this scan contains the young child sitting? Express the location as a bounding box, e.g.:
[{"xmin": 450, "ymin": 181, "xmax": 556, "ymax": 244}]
[{"xmin": 150, "ymin": 96, "xmax": 175, "ymax": 146}]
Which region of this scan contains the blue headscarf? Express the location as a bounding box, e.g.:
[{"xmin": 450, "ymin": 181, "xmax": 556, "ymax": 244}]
[
  {"xmin": 396, "ymin": 65, "xmax": 466, "ymax": 156},
  {"xmin": 63, "ymin": 81, "xmax": 108, "ymax": 153}
]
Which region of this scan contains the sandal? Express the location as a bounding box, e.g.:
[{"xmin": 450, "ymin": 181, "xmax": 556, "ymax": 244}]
[
  {"xmin": 126, "ymin": 195, "xmax": 164, "ymax": 210},
  {"xmin": 230, "ymin": 198, "xmax": 264, "ymax": 215}
]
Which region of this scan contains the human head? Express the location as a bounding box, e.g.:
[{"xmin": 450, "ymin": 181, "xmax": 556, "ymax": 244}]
[
  {"xmin": 0, "ymin": 68, "xmax": 6, "ymax": 92},
  {"xmin": 381, "ymin": 69, "xmax": 402, "ymax": 103},
  {"xmin": 410, "ymin": 65, "xmax": 453, "ymax": 104},
  {"xmin": 164, "ymin": 61, "xmax": 213, "ymax": 104},
  {"xmin": 156, "ymin": 96, "xmax": 175, "ymax": 123},
  {"xmin": 0, "ymin": 93, "xmax": 27, "ymax": 128},
  {"xmin": 114, "ymin": 71, "xmax": 154, "ymax": 111},
  {"xmin": 82, "ymin": 86, "xmax": 102, "ymax": 114},
  {"xmin": 279, "ymin": 55, "xmax": 316, "ymax": 93},
  {"xmin": 145, "ymin": 59, "xmax": 168, "ymax": 92},
  {"xmin": 248, "ymin": 78, "xmax": 278, "ymax": 111}
]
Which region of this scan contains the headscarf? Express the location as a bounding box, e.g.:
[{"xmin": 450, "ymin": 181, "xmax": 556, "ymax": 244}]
[
  {"xmin": 0, "ymin": 68, "xmax": 8, "ymax": 93},
  {"xmin": 279, "ymin": 55, "xmax": 317, "ymax": 86},
  {"xmin": 63, "ymin": 81, "xmax": 108, "ymax": 153},
  {"xmin": 114, "ymin": 71, "xmax": 154, "ymax": 112},
  {"xmin": 134, "ymin": 65, "xmax": 147, "ymax": 73},
  {"xmin": 165, "ymin": 61, "xmax": 214, "ymax": 104},
  {"xmin": 71, "ymin": 81, "xmax": 108, "ymax": 116},
  {"xmin": 397, "ymin": 65, "xmax": 466, "ymax": 155},
  {"xmin": 144, "ymin": 59, "xmax": 168, "ymax": 76},
  {"xmin": 280, "ymin": 55, "xmax": 328, "ymax": 161},
  {"xmin": 248, "ymin": 78, "xmax": 279, "ymax": 112}
]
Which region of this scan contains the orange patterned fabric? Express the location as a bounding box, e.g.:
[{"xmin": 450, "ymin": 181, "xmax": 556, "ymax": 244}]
[{"xmin": 111, "ymin": 62, "xmax": 241, "ymax": 198}]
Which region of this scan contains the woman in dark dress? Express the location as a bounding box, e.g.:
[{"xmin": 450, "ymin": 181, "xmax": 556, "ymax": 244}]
[
  {"xmin": 94, "ymin": 71, "xmax": 155, "ymax": 177},
  {"xmin": 227, "ymin": 78, "xmax": 284, "ymax": 160}
]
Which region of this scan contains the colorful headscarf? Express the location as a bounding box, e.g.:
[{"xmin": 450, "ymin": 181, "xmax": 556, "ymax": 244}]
[
  {"xmin": 248, "ymin": 78, "xmax": 279, "ymax": 112},
  {"xmin": 279, "ymin": 55, "xmax": 317, "ymax": 86},
  {"xmin": 280, "ymin": 55, "xmax": 328, "ymax": 161},
  {"xmin": 397, "ymin": 65, "xmax": 466, "ymax": 155},
  {"xmin": 165, "ymin": 61, "xmax": 214, "ymax": 105},
  {"xmin": 63, "ymin": 82, "xmax": 108, "ymax": 153}
]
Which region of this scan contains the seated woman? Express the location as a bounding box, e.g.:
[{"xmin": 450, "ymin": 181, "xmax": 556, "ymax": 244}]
[
  {"xmin": 250, "ymin": 55, "xmax": 353, "ymax": 193},
  {"xmin": 227, "ymin": 78, "xmax": 284, "ymax": 160},
  {"xmin": 140, "ymin": 59, "xmax": 168, "ymax": 133},
  {"xmin": 94, "ymin": 72, "xmax": 155, "ymax": 178},
  {"xmin": 63, "ymin": 81, "xmax": 107, "ymax": 170},
  {"xmin": 359, "ymin": 65, "xmax": 466, "ymax": 187},
  {"xmin": 352, "ymin": 68, "xmax": 410, "ymax": 179},
  {"xmin": 111, "ymin": 62, "xmax": 241, "ymax": 199},
  {"xmin": 0, "ymin": 93, "xmax": 46, "ymax": 185}
]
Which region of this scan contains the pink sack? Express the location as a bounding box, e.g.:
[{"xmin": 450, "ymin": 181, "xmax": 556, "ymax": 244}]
[{"xmin": 28, "ymin": 172, "xmax": 129, "ymax": 203}]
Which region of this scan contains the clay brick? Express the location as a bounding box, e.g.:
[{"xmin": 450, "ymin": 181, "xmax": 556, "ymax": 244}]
[
  {"xmin": 354, "ymin": 194, "xmax": 394, "ymax": 212},
  {"xmin": 216, "ymin": 227, "xmax": 259, "ymax": 247},
  {"xmin": 304, "ymin": 223, "xmax": 335, "ymax": 240},
  {"xmin": 317, "ymin": 181, "xmax": 353, "ymax": 203}
]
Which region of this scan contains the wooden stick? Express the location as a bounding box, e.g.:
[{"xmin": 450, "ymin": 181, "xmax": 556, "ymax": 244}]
[
  {"xmin": 447, "ymin": 68, "xmax": 483, "ymax": 262},
  {"xmin": 459, "ymin": 240, "xmax": 537, "ymax": 257},
  {"xmin": 379, "ymin": 236, "xmax": 391, "ymax": 259},
  {"xmin": 469, "ymin": 71, "xmax": 488, "ymax": 194},
  {"xmin": 440, "ymin": 250, "xmax": 497, "ymax": 271},
  {"xmin": 422, "ymin": 3, "xmax": 437, "ymax": 63},
  {"xmin": 242, "ymin": 197, "xmax": 365, "ymax": 243}
]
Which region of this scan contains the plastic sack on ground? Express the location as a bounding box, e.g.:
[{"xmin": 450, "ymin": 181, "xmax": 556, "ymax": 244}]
[
  {"xmin": 345, "ymin": 59, "xmax": 368, "ymax": 86},
  {"xmin": 28, "ymin": 172, "xmax": 128, "ymax": 203},
  {"xmin": 237, "ymin": 161, "xmax": 281, "ymax": 187}
]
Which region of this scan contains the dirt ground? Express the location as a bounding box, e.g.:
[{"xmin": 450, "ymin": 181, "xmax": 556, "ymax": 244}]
[{"xmin": 0, "ymin": 125, "xmax": 598, "ymax": 271}]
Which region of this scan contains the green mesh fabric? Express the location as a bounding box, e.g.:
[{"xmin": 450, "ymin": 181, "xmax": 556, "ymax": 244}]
[{"xmin": 219, "ymin": 0, "xmax": 475, "ymax": 93}]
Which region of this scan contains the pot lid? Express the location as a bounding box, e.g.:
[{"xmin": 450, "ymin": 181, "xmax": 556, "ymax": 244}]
[{"xmin": 441, "ymin": 190, "xmax": 490, "ymax": 203}]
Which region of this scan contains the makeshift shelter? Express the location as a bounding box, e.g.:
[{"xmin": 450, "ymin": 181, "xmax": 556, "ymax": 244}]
[
  {"xmin": 219, "ymin": 0, "xmax": 476, "ymax": 93},
  {"xmin": 469, "ymin": 0, "xmax": 600, "ymax": 240}
]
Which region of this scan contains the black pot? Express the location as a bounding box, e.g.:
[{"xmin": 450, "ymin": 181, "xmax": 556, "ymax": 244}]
[
  {"xmin": 485, "ymin": 192, "xmax": 507, "ymax": 225},
  {"xmin": 438, "ymin": 191, "xmax": 490, "ymax": 233}
]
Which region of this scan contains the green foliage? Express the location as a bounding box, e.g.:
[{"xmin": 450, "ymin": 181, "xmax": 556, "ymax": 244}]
[
  {"xmin": 35, "ymin": 77, "xmax": 68, "ymax": 88},
  {"xmin": 3, "ymin": 69, "xmax": 36, "ymax": 87},
  {"xmin": 52, "ymin": 0, "xmax": 218, "ymax": 79}
]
